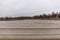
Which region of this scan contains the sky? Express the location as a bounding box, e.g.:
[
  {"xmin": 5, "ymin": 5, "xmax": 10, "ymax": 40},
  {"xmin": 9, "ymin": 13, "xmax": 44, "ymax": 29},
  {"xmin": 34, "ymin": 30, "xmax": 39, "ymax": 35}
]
[{"xmin": 0, "ymin": 0, "xmax": 60, "ymax": 17}]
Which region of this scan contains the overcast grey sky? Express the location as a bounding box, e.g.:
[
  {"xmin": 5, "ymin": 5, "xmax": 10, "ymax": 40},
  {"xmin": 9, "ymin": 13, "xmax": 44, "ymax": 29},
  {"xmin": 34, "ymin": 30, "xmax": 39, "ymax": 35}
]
[{"xmin": 0, "ymin": 0, "xmax": 60, "ymax": 17}]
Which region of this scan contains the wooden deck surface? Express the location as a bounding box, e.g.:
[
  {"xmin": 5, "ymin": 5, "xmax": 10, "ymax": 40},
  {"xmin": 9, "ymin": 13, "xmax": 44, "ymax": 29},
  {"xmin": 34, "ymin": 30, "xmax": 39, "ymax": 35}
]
[
  {"xmin": 0, "ymin": 20, "xmax": 59, "ymax": 40},
  {"xmin": 0, "ymin": 28, "xmax": 59, "ymax": 40}
]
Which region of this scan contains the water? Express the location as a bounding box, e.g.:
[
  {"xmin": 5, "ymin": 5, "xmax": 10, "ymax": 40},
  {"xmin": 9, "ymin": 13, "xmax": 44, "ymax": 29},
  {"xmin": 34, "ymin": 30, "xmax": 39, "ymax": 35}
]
[{"xmin": 0, "ymin": 20, "xmax": 60, "ymax": 28}]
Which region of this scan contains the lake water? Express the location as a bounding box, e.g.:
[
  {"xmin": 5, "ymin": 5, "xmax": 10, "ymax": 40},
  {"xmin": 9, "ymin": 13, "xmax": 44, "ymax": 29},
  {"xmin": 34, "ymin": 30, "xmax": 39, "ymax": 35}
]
[{"xmin": 0, "ymin": 20, "xmax": 60, "ymax": 28}]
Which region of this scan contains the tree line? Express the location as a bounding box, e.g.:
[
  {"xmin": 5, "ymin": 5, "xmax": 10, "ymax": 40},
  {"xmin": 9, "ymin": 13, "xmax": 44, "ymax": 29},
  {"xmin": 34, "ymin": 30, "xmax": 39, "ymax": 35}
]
[
  {"xmin": 33, "ymin": 12, "xmax": 60, "ymax": 19},
  {"xmin": 0, "ymin": 12, "xmax": 60, "ymax": 21}
]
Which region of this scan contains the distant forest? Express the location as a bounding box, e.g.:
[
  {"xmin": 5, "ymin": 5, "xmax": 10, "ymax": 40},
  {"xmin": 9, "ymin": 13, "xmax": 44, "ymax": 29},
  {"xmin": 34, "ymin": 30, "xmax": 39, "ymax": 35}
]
[{"xmin": 0, "ymin": 12, "xmax": 60, "ymax": 21}]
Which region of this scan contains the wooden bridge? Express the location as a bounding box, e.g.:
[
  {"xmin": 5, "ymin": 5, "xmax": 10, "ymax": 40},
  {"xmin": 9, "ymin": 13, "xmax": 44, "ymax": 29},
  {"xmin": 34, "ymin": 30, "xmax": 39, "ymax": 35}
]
[
  {"xmin": 0, "ymin": 20, "xmax": 59, "ymax": 40},
  {"xmin": 0, "ymin": 27, "xmax": 60, "ymax": 40}
]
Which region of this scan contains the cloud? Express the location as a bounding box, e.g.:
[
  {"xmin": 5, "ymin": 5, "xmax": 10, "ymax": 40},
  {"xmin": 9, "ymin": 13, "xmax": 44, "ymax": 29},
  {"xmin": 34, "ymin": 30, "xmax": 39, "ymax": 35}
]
[{"xmin": 0, "ymin": 0, "xmax": 60, "ymax": 17}]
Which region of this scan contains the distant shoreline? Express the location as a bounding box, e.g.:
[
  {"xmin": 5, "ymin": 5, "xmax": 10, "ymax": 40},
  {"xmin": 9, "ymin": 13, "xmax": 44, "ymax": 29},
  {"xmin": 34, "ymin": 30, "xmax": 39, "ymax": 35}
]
[
  {"xmin": 0, "ymin": 12, "xmax": 60, "ymax": 21},
  {"xmin": 0, "ymin": 18, "xmax": 60, "ymax": 21}
]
